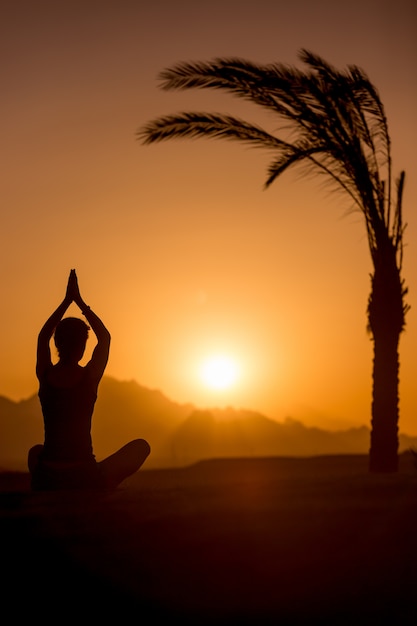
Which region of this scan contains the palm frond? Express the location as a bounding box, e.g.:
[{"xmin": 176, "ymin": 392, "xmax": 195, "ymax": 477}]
[
  {"xmin": 298, "ymin": 50, "xmax": 390, "ymax": 183},
  {"xmin": 138, "ymin": 112, "xmax": 287, "ymax": 150},
  {"xmin": 158, "ymin": 57, "xmax": 268, "ymax": 93},
  {"xmin": 159, "ymin": 57, "xmax": 308, "ymax": 122},
  {"xmin": 392, "ymin": 171, "xmax": 406, "ymax": 265},
  {"xmin": 264, "ymin": 149, "xmax": 321, "ymax": 188}
]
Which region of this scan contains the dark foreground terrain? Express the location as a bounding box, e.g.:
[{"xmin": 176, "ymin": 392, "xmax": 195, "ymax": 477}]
[{"xmin": 1, "ymin": 454, "xmax": 416, "ymax": 624}]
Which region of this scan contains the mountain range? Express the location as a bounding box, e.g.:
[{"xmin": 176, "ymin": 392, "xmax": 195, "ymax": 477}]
[{"xmin": 1, "ymin": 376, "xmax": 416, "ymax": 471}]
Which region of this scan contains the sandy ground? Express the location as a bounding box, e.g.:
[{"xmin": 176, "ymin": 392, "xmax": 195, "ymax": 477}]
[{"xmin": 1, "ymin": 454, "xmax": 416, "ymax": 625}]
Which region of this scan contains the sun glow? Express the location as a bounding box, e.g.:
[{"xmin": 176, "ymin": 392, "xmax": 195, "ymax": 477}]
[{"xmin": 200, "ymin": 355, "xmax": 240, "ymax": 390}]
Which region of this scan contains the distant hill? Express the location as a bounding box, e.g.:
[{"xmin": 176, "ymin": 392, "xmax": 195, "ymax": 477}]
[{"xmin": 1, "ymin": 376, "xmax": 416, "ymax": 471}]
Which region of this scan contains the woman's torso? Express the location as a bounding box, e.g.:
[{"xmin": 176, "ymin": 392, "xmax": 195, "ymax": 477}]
[{"xmin": 38, "ymin": 365, "xmax": 98, "ymax": 463}]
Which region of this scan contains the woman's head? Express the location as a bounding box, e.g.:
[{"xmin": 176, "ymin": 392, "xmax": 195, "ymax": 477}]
[{"xmin": 54, "ymin": 317, "xmax": 90, "ymax": 362}]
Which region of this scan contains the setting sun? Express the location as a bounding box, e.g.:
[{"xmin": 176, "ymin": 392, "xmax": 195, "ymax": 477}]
[{"xmin": 200, "ymin": 355, "xmax": 240, "ymax": 390}]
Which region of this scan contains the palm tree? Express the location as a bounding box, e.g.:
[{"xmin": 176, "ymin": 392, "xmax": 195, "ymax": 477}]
[{"xmin": 138, "ymin": 49, "xmax": 408, "ymax": 472}]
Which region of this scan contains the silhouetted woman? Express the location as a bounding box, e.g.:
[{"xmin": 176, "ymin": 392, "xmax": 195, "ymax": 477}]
[{"xmin": 28, "ymin": 269, "xmax": 150, "ymax": 490}]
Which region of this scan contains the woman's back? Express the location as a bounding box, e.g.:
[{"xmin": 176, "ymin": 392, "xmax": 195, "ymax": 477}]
[{"xmin": 39, "ymin": 365, "xmax": 98, "ymax": 463}]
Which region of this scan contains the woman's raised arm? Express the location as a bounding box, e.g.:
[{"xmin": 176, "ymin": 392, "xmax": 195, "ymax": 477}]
[
  {"xmin": 36, "ymin": 271, "xmax": 74, "ymax": 380},
  {"xmin": 72, "ymin": 270, "xmax": 111, "ymax": 383}
]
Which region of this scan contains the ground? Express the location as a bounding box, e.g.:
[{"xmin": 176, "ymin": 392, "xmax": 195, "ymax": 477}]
[{"xmin": 1, "ymin": 454, "xmax": 416, "ymax": 624}]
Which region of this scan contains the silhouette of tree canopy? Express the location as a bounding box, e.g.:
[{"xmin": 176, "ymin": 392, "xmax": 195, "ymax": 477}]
[{"xmin": 139, "ymin": 49, "xmax": 408, "ymax": 472}]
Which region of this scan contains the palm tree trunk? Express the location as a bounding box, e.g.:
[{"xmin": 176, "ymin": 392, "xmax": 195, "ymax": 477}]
[
  {"xmin": 369, "ymin": 331, "xmax": 400, "ymax": 472},
  {"xmin": 368, "ymin": 244, "xmax": 404, "ymax": 472}
]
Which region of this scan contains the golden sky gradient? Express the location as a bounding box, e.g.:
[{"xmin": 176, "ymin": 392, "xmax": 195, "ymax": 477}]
[{"xmin": 2, "ymin": 1, "xmax": 417, "ymax": 433}]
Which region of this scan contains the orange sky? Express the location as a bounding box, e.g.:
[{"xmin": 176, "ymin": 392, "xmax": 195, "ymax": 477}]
[{"xmin": 1, "ymin": 0, "xmax": 417, "ymax": 434}]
